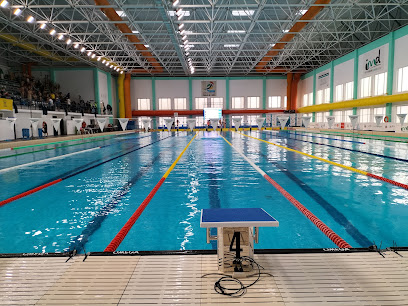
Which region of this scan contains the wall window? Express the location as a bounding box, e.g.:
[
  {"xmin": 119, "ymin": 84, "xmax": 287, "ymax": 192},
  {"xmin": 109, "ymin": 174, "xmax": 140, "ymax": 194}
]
[
  {"xmin": 344, "ymin": 110, "xmax": 353, "ymax": 122},
  {"xmin": 316, "ymin": 112, "xmax": 324, "ymax": 123},
  {"xmin": 374, "ymin": 72, "xmax": 387, "ymax": 96},
  {"xmin": 158, "ymin": 98, "xmax": 171, "ymax": 110},
  {"xmin": 284, "ymin": 96, "xmax": 287, "ymax": 108},
  {"xmin": 396, "ymin": 104, "xmax": 408, "ymax": 114},
  {"xmin": 175, "ymin": 116, "xmax": 187, "ymax": 127},
  {"xmin": 137, "ymin": 98, "xmax": 150, "ymax": 110},
  {"xmin": 195, "ymin": 97, "xmax": 207, "ymax": 109},
  {"xmin": 333, "ymin": 110, "xmax": 342, "ymax": 123},
  {"xmin": 335, "ymin": 81, "xmax": 353, "ymax": 102},
  {"xmin": 232, "ymin": 97, "xmax": 244, "ymax": 109},
  {"xmin": 246, "ymin": 115, "xmax": 259, "ymax": 126},
  {"xmin": 247, "ymin": 96, "xmax": 260, "ymax": 109},
  {"xmin": 316, "ymin": 90, "xmax": 323, "ymax": 104},
  {"xmin": 373, "ymin": 107, "xmax": 385, "ymax": 116},
  {"xmin": 360, "ymin": 76, "xmax": 372, "ymax": 98},
  {"xmin": 174, "ymin": 98, "xmax": 187, "ymax": 110},
  {"xmin": 210, "ymin": 97, "xmax": 223, "ymax": 108},
  {"xmin": 303, "ymin": 93, "xmax": 313, "ymax": 106},
  {"xmin": 397, "ymin": 66, "xmax": 408, "ymax": 93},
  {"xmin": 335, "ymin": 84, "xmax": 343, "ymax": 102},
  {"xmin": 268, "ymin": 96, "xmax": 281, "ymax": 108},
  {"xmin": 359, "ymin": 108, "xmax": 371, "ymax": 123},
  {"xmin": 345, "ymin": 82, "xmax": 353, "ymax": 100}
]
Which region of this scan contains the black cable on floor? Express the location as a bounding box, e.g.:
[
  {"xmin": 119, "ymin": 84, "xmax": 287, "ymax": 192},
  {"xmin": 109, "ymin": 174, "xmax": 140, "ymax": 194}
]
[{"xmin": 201, "ymin": 256, "xmax": 273, "ymax": 297}]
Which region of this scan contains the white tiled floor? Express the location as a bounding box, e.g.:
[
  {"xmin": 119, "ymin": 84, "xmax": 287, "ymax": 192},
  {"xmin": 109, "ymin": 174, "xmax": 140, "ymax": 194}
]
[{"xmin": 1, "ymin": 251, "xmax": 407, "ymax": 305}]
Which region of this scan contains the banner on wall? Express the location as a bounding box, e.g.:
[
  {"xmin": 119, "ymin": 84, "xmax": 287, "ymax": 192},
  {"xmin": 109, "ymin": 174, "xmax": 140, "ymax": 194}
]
[
  {"xmin": 359, "ymin": 44, "xmax": 389, "ymax": 76},
  {"xmin": 201, "ymin": 81, "xmax": 216, "ymax": 96},
  {"xmin": 316, "ymin": 71, "xmax": 330, "ymax": 89},
  {"xmin": 0, "ymin": 98, "xmax": 13, "ymax": 111}
]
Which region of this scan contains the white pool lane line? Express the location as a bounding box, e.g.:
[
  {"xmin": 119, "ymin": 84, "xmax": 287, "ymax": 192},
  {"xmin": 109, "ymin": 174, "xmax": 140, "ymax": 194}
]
[{"xmin": 0, "ymin": 147, "xmax": 101, "ymax": 174}]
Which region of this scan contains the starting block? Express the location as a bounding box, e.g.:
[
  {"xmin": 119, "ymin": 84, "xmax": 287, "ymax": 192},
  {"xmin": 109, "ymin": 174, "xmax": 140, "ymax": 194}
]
[{"xmin": 200, "ymin": 208, "xmax": 279, "ymax": 273}]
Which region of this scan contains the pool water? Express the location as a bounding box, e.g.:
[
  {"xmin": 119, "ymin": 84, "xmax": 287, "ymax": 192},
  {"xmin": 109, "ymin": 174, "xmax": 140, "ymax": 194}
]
[{"xmin": 1, "ymin": 130, "xmax": 408, "ymax": 254}]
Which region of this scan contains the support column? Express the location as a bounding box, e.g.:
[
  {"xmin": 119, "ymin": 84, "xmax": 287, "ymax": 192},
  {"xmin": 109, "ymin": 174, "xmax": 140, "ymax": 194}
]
[
  {"xmin": 312, "ymin": 70, "xmax": 316, "ymax": 122},
  {"xmin": 107, "ymin": 73, "xmax": 112, "ymax": 107},
  {"xmin": 226, "ymin": 76, "xmax": 230, "ymax": 125},
  {"xmin": 291, "ymin": 73, "xmax": 301, "ymax": 111},
  {"xmin": 118, "ymin": 73, "xmax": 125, "ymax": 118},
  {"xmin": 386, "ymin": 32, "xmax": 395, "ymax": 122},
  {"xmin": 152, "ymin": 78, "xmax": 156, "ymax": 128},
  {"xmin": 124, "ymin": 73, "xmax": 132, "ymax": 119}
]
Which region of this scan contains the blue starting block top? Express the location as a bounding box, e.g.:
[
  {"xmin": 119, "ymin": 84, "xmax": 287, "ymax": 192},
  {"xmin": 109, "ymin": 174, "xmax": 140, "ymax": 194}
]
[{"xmin": 200, "ymin": 208, "xmax": 279, "ymax": 228}]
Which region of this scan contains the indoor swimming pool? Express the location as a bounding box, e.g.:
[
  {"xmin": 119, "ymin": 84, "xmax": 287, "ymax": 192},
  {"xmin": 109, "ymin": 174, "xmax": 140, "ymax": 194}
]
[{"xmin": 1, "ymin": 130, "xmax": 408, "ymax": 254}]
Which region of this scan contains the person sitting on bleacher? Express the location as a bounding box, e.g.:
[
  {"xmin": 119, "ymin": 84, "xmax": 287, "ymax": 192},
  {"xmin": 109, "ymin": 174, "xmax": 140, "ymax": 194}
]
[{"xmin": 42, "ymin": 121, "xmax": 48, "ymax": 137}]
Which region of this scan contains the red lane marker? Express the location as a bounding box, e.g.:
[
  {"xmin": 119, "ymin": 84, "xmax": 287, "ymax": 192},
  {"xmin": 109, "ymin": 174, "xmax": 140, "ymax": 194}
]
[
  {"xmin": 366, "ymin": 173, "xmax": 408, "ymax": 190},
  {"xmin": 104, "ymin": 177, "xmax": 166, "ymax": 252},
  {"xmin": 0, "ymin": 179, "xmax": 62, "ymax": 207},
  {"xmin": 263, "ymin": 174, "xmax": 352, "ymax": 249}
]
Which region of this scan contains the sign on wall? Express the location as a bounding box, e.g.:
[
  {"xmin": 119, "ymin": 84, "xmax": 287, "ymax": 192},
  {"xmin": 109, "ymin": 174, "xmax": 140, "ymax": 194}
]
[
  {"xmin": 359, "ymin": 44, "xmax": 389, "ymax": 77},
  {"xmin": 316, "ymin": 70, "xmax": 330, "ymax": 90},
  {"xmin": 201, "ymin": 81, "xmax": 216, "ymax": 96}
]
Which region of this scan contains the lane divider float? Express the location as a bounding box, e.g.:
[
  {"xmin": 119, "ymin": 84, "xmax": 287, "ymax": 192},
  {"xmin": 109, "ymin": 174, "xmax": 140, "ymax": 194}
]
[
  {"xmin": 236, "ymin": 131, "xmax": 408, "ymax": 191},
  {"xmin": 0, "ymin": 135, "xmax": 171, "ymax": 207},
  {"xmin": 220, "ymin": 134, "xmax": 351, "ymax": 248},
  {"xmin": 284, "ymin": 130, "xmax": 365, "ymax": 144},
  {"xmin": 104, "ymin": 133, "xmax": 198, "ymax": 252},
  {"xmin": 265, "ymin": 131, "xmax": 408, "ymax": 163},
  {"xmin": 0, "ymin": 147, "xmax": 101, "ymax": 173}
]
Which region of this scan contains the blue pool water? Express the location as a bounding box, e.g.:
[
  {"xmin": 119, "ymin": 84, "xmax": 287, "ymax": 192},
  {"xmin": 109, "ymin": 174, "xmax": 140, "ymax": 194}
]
[{"xmin": 1, "ymin": 130, "xmax": 408, "ymax": 254}]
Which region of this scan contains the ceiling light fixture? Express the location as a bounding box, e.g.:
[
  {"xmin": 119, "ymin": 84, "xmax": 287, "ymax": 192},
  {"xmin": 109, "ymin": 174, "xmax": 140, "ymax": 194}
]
[
  {"xmin": 120, "ymin": 71, "xmax": 124, "ymax": 74},
  {"xmin": 297, "ymin": 10, "xmax": 308, "ymax": 15},
  {"xmin": 49, "ymin": 29, "xmax": 56, "ymax": 36},
  {"xmin": 144, "ymin": 44, "xmax": 149, "ymax": 48},
  {"xmin": 178, "ymin": 23, "xmax": 184, "ymax": 30},
  {"xmin": 227, "ymin": 30, "xmax": 245, "ymax": 34},
  {"xmin": 58, "ymin": 34, "xmax": 64, "ymax": 40},
  {"xmin": 105, "ymin": 62, "xmax": 109, "ymax": 66},
  {"xmin": 231, "ymin": 10, "xmax": 254, "ymax": 16},
  {"xmin": 182, "ymin": 35, "xmax": 187, "ymax": 40},
  {"xmin": 0, "ymin": 0, "xmax": 8, "ymax": 8},
  {"xmin": 27, "ymin": 16, "xmax": 35, "ymax": 23},
  {"xmin": 80, "ymin": 47, "xmax": 86, "ymax": 52},
  {"xmin": 102, "ymin": 59, "xmax": 106, "ymax": 64},
  {"xmin": 39, "ymin": 23, "xmax": 46, "ymax": 29},
  {"xmin": 66, "ymin": 38, "xmax": 72, "ymax": 45},
  {"xmin": 97, "ymin": 57, "xmax": 101, "ymax": 61},
  {"xmin": 91, "ymin": 54, "xmax": 96, "ymax": 59},
  {"xmin": 13, "ymin": 8, "xmax": 22, "ymax": 16},
  {"xmin": 74, "ymin": 43, "xmax": 79, "ymax": 49},
  {"xmin": 173, "ymin": 0, "xmax": 179, "ymax": 7},
  {"xmin": 224, "ymin": 44, "xmax": 240, "ymax": 47}
]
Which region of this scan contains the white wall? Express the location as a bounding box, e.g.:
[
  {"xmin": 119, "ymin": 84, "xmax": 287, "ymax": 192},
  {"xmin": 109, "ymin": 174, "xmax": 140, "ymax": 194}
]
[
  {"xmin": 156, "ymin": 79, "xmax": 189, "ymax": 99},
  {"xmin": 55, "ymin": 70, "xmax": 95, "ymax": 102},
  {"xmin": 298, "ymin": 76, "xmax": 314, "ymax": 104},
  {"xmin": 229, "ymin": 79, "xmax": 262, "ymax": 98},
  {"xmin": 334, "ymin": 59, "xmax": 354, "ymax": 86},
  {"xmin": 131, "ymin": 79, "xmax": 152, "ymax": 110}
]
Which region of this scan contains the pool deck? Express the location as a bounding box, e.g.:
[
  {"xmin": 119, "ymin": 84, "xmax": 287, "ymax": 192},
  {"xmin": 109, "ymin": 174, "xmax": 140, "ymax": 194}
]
[{"xmin": 1, "ymin": 251, "xmax": 407, "ymax": 305}]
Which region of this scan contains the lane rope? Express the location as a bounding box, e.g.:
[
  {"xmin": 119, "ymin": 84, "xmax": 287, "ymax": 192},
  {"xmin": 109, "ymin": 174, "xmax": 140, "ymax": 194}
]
[
  {"xmin": 281, "ymin": 130, "xmax": 365, "ymax": 144},
  {"xmin": 265, "ymin": 131, "xmax": 408, "ymax": 163},
  {"xmin": 236, "ymin": 131, "xmax": 408, "ymax": 191},
  {"xmin": 0, "ymin": 147, "xmax": 101, "ymax": 173},
  {"xmin": 220, "ymin": 134, "xmax": 352, "ymax": 248},
  {"xmin": 0, "ymin": 135, "xmax": 171, "ymax": 207},
  {"xmin": 104, "ymin": 132, "xmax": 198, "ymax": 252}
]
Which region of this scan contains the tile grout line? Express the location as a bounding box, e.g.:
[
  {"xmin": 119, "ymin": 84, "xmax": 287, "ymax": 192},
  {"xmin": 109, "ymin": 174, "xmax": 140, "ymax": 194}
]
[{"xmin": 117, "ymin": 257, "xmax": 141, "ymax": 306}]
